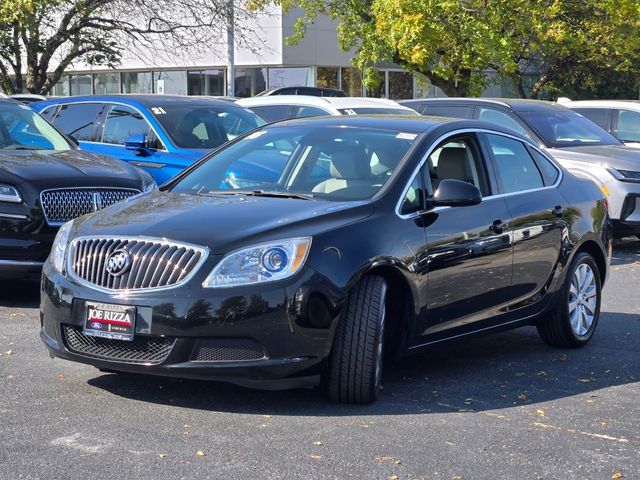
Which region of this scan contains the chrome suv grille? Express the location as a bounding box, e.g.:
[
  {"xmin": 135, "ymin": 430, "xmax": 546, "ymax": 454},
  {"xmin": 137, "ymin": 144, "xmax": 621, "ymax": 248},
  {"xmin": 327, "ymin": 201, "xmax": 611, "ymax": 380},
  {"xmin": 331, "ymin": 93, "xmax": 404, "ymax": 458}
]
[
  {"xmin": 63, "ymin": 325, "xmax": 174, "ymax": 364},
  {"xmin": 41, "ymin": 188, "xmax": 140, "ymax": 226},
  {"xmin": 69, "ymin": 237, "xmax": 208, "ymax": 292}
]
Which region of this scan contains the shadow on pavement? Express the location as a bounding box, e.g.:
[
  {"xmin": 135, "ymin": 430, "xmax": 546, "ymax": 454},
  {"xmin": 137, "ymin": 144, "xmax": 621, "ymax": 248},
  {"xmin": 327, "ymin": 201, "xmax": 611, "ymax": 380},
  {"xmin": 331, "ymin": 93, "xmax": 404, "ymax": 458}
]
[
  {"xmin": 612, "ymin": 237, "xmax": 640, "ymax": 266},
  {"xmin": 88, "ymin": 313, "xmax": 640, "ymax": 416},
  {"xmin": 0, "ymin": 279, "xmax": 40, "ymax": 308}
]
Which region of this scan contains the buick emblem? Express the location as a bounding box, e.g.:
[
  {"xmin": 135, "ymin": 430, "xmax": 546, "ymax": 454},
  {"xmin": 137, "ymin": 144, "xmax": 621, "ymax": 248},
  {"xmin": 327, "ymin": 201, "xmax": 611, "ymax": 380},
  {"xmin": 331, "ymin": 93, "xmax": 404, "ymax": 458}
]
[{"xmin": 106, "ymin": 249, "xmax": 131, "ymax": 277}]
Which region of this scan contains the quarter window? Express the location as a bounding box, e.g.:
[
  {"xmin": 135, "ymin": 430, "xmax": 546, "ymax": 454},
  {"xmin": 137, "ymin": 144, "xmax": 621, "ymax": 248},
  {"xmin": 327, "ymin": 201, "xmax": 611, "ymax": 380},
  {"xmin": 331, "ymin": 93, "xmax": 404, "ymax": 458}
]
[
  {"xmin": 400, "ymin": 174, "xmax": 424, "ymax": 215},
  {"xmin": 529, "ymin": 148, "xmax": 559, "ymax": 185},
  {"xmin": 102, "ymin": 105, "xmax": 150, "ymax": 145},
  {"xmin": 487, "ymin": 134, "xmax": 544, "ymax": 193},
  {"xmin": 51, "ymin": 103, "xmax": 102, "ymax": 141}
]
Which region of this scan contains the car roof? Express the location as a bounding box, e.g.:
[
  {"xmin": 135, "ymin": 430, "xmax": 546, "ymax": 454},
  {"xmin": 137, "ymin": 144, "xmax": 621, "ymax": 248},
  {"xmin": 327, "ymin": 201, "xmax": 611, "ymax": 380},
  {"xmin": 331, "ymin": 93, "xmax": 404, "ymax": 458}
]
[
  {"xmin": 261, "ymin": 114, "xmax": 533, "ymax": 139},
  {"xmin": 237, "ymin": 95, "xmax": 415, "ymax": 111},
  {"xmin": 32, "ymin": 94, "xmax": 243, "ymax": 110},
  {"xmin": 562, "ymin": 99, "xmax": 640, "ymax": 109},
  {"xmin": 400, "ymin": 97, "xmax": 571, "ymax": 113}
]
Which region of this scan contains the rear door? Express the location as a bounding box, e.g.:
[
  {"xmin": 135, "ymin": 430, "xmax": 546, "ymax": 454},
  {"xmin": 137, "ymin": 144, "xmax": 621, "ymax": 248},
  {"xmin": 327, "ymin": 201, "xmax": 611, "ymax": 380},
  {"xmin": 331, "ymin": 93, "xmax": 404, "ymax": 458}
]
[
  {"xmin": 415, "ymin": 132, "xmax": 515, "ymax": 344},
  {"xmin": 482, "ymin": 132, "xmax": 567, "ymax": 312}
]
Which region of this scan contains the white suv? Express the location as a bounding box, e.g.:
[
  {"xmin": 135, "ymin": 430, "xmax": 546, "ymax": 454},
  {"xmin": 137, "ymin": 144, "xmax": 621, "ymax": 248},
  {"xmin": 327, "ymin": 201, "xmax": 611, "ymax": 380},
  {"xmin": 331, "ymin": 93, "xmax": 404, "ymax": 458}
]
[
  {"xmin": 236, "ymin": 95, "xmax": 418, "ymax": 122},
  {"xmin": 560, "ymin": 99, "xmax": 640, "ymax": 148}
]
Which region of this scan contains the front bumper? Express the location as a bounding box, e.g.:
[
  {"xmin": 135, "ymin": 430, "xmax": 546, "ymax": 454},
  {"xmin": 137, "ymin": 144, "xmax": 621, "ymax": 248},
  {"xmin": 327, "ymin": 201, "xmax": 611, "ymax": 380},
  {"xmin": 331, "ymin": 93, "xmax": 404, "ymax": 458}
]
[
  {"xmin": 0, "ymin": 214, "xmax": 55, "ymax": 279},
  {"xmin": 602, "ymin": 179, "xmax": 640, "ymax": 235},
  {"xmin": 40, "ymin": 262, "xmax": 342, "ymax": 389}
]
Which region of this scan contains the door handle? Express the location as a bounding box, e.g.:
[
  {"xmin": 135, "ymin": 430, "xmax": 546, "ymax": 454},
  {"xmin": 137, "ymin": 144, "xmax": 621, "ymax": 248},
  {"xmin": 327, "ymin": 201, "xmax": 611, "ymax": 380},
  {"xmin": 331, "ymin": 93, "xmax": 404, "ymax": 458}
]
[
  {"xmin": 489, "ymin": 219, "xmax": 504, "ymax": 234},
  {"xmin": 552, "ymin": 205, "xmax": 564, "ymax": 218}
]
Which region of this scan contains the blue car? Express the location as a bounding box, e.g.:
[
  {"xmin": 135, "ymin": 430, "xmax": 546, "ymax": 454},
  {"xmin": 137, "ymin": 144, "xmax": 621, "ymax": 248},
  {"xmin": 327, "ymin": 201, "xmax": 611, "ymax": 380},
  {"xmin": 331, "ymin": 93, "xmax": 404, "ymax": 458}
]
[{"xmin": 32, "ymin": 95, "xmax": 265, "ymax": 184}]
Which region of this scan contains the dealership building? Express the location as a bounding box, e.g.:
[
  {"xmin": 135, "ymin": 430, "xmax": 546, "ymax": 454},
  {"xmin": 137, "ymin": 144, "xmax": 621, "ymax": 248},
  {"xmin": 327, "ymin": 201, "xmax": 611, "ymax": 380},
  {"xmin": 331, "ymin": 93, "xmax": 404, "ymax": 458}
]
[{"xmin": 49, "ymin": 6, "xmax": 512, "ymax": 100}]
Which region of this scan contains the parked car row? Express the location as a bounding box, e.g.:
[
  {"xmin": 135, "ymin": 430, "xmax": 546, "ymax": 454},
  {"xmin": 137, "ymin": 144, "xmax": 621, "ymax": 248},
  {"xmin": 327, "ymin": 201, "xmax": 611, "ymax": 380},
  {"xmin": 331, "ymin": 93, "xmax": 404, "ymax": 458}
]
[{"xmin": 0, "ymin": 90, "xmax": 627, "ymax": 403}]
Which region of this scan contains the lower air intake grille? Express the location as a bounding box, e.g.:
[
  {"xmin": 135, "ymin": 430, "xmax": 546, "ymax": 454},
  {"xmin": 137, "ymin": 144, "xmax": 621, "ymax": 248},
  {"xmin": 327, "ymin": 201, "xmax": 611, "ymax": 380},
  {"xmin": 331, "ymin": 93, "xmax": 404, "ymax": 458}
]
[
  {"xmin": 63, "ymin": 325, "xmax": 175, "ymax": 364},
  {"xmin": 191, "ymin": 339, "xmax": 266, "ymax": 362}
]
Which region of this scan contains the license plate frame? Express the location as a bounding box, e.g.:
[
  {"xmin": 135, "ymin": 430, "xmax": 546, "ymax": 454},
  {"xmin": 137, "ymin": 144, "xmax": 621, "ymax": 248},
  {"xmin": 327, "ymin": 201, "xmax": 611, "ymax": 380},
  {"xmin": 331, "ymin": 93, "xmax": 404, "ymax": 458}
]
[{"xmin": 83, "ymin": 302, "xmax": 136, "ymax": 341}]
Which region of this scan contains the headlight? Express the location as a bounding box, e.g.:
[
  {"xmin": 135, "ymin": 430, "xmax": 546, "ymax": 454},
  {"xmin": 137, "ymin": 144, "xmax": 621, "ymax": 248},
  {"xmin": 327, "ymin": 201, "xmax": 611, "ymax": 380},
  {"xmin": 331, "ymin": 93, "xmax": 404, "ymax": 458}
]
[
  {"xmin": 606, "ymin": 167, "xmax": 640, "ymax": 183},
  {"xmin": 0, "ymin": 183, "xmax": 21, "ymax": 203},
  {"xmin": 49, "ymin": 221, "xmax": 73, "ymax": 272},
  {"xmin": 140, "ymin": 171, "xmax": 157, "ymax": 192},
  {"xmin": 202, "ymin": 237, "xmax": 312, "ymax": 288}
]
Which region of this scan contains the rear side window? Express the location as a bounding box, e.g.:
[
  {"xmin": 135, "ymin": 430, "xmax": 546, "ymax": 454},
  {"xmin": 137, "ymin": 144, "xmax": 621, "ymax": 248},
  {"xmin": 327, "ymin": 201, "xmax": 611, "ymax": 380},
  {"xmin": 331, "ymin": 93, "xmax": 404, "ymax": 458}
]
[
  {"xmin": 572, "ymin": 108, "xmax": 610, "ymax": 130},
  {"xmin": 102, "ymin": 105, "xmax": 150, "ymax": 145},
  {"xmin": 295, "ymin": 106, "xmax": 330, "ymax": 118},
  {"xmin": 478, "ymin": 108, "xmax": 529, "ymax": 137},
  {"xmin": 51, "ymin": 103, "xmax": 102, "ymax": 141},
  {"xmin": 615, "ymin": 109, "xmax": 640, "ymax": 142},
  {"xmin": 486, "ymin": 134, "xmax": 544, "ymax": 193},
  {"xmin": 249, "ymin": 105, "xmax": 294, "ymax": 122},
  {"xmin": 423, "ymin": 105, "xmax": 474, "ymax": 119}
]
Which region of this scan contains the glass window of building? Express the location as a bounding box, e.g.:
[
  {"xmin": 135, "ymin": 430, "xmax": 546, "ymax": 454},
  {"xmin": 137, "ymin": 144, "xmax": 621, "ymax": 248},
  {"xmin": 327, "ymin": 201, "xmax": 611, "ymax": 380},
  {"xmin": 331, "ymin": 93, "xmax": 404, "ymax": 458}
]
[
  {"xmin": 154, "ymin": 71, "xmax": 187, "ymax": 95},
  {"xmin": 234, "ymin": 68, "xmax": 267, "ymax": 97},
  {"xmin": 187, "ymin": 69, "xmax": 225, "ymax": 96},
  {"xmin": 316, "ymin": 67, "xmax": 339, "ymax": 90},
  {"xmin": 268, "ymin": 67, "xmax": 312, "ymax": 89},
  {"xmin": 93, "ymin": 72, "xmax": 120, "ymax": 94},
  {"xmin": 122, "ymin": 72, "xmax": 153, "ymax": 94},
  {"xmin": 389, "ymin": 71, "xmax": 413, "ymax": 99},
  {"xmin": 51, "ymin": 76, "xmax": 69, "ymax": 96},
  {"xmin": 341, "ymin": 67, "xmax": 362, "ymax": 96},
  {"xmin": 70, "ymin": 74, "xmax": 92, "ymax": 95}
]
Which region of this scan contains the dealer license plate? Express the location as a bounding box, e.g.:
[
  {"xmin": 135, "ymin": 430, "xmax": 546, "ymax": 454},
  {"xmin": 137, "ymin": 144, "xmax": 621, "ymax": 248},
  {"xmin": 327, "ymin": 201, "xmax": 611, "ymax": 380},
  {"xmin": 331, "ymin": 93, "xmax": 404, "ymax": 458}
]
[{"xmin": 83, "ymin": 302, "xmax": 136, "ymax": 341}]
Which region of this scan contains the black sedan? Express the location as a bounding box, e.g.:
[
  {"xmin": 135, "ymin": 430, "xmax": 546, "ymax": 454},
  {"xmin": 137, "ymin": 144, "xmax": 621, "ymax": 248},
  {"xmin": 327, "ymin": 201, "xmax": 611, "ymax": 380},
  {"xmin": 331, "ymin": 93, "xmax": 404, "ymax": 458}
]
[
  {"xmin": 0, "ymin": 99, "xmax": 155, "ymax": 279},
  {"xmin": 40, "ymin": 116, "xmax": 612, "ymax": 404}
]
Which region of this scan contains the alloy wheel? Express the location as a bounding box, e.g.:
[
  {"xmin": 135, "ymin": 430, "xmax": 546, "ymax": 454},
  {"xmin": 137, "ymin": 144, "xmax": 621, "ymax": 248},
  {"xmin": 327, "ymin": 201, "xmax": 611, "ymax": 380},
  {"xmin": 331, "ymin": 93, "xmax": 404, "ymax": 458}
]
[{"xmin": 568, "ymin": 263, "xmax": 598, "ymax": 336}]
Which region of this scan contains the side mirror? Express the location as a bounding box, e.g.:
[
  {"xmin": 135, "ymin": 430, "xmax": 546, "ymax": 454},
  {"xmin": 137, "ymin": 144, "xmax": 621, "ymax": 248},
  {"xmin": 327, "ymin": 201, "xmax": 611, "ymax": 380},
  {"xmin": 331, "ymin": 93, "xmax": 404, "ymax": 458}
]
[
  {"xmin": 431, "ymin": 179, "xmax": 482, "ymax": 207},
  {"xmin": 125, "ymin": 134, "xmax": 148, "ymax": 152}
]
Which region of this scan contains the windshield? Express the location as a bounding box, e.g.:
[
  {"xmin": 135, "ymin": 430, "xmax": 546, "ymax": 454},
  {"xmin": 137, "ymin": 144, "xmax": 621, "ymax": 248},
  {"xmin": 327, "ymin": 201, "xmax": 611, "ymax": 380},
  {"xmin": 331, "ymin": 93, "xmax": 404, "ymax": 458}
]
[
  {"xmin": 517, "ymin": 109, "xmax": 620, "ymax": 148},
  {"xmin": 337, "ymin": 108, "xmax": 417, "ymax": 116},
  {"xmin": 151, "ymin": 105, "xmax": 265, "ymax": 149},
  {"xmin": 0, "ymin": 102, "xmax": 70, "ymax": 151},
  {"xmin": 170, "ymin": 125, "xmax": 418, "ymax": 201}
]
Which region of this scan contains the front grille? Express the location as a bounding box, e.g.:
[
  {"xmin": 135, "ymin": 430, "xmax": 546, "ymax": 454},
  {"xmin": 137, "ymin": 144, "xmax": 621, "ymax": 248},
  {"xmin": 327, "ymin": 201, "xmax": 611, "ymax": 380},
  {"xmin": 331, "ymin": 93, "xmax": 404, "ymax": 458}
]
[
  {"xmin": 70, "ymin": 237, "xmax": 208, "ymax": 292},
  {"xmin": 191, "ymin": 339, "xmax": 266, "ymax": 362},
  {"xmin": 62, "ymin": 325, "xmax": 175, "ymax": 364},
  {"xmin": 41, "ymin": 188, "xmax": 140, "ymax": 225}
]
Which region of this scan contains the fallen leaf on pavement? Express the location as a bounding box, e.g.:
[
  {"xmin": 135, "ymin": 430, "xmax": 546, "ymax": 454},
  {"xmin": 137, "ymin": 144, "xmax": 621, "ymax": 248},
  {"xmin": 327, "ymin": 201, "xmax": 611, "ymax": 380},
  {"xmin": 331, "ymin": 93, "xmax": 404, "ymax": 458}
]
[
  {"xmin": 196, "ymin": 450, "xmax": 205, "ymax": 457},
  {"xmin": 518, "ymin": 394, "xmax": 528, "ymax": 401},
  {"xmin": 159, "ymin": 454, "xmax": 167, "ymax": 459},
  {"xmin": 536, "ymin": 409, "xmax": 545, "ymax": 417},
  {"xmin": 313, "ymin": 441, "xmax": 323, "ymax": 446},
  {"xmin": 310, "ymin": 455, "xmax": 321, "ymax": 460},
  {"xmin": 611, "ymin": 473, "xmax": 622, "ymax": 479}
]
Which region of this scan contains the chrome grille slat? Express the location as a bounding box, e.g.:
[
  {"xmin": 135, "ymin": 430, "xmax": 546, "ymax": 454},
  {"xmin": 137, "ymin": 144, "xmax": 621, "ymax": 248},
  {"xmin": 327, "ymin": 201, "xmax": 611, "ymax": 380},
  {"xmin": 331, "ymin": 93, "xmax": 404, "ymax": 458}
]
[
  {"xmin": 40, "ymin": 188, "xmax": 140, "ymax": 226},
  {"xmin": 69, "ymin": 237, "xmax": 208, "ymax": 292}
]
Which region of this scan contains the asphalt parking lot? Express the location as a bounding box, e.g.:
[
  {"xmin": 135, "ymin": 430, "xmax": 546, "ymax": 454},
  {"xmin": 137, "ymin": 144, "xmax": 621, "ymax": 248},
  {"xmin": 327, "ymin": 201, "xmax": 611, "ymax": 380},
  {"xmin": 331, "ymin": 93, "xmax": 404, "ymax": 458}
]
[{"xmin": 1, "ymin": 239, "xmax": 638, "ymax": 480}]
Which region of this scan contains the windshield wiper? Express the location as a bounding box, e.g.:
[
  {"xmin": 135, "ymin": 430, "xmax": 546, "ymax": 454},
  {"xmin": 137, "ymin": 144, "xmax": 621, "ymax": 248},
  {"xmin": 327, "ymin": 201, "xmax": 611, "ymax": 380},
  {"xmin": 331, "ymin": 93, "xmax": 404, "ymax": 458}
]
[{"xmin": 204, "ymin": 189, "xmax": 314, "ymax": 200}]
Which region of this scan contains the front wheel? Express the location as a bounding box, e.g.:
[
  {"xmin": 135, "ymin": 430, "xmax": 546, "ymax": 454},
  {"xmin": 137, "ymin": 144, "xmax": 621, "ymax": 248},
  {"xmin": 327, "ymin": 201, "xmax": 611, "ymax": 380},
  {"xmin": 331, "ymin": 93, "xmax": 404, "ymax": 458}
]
[
  {"xmin": 324, "ymin": 275, "xmax": 387, "ymax": 404},
  {"xmin": 537, "ymin": 252, "xmax": 602, "ymax": 348}
]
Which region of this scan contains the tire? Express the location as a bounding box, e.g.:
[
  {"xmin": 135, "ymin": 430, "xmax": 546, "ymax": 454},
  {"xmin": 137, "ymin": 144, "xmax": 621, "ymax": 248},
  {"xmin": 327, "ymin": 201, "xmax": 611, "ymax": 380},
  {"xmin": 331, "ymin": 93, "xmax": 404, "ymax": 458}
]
[
  {"xmin": 537, "ymin": 252, "xmax": 601, "ymax": 348},
  {"xmin": 324, "ymin": 275, "xmax": 388, "ymax": 404}
]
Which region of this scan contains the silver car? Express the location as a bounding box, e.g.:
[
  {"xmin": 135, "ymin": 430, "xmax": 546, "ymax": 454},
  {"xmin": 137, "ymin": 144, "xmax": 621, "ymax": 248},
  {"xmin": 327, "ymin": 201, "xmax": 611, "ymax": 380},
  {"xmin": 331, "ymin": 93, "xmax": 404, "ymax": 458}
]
[{"xmin": 401, "ymin": 98, "xmax": 640, "ymax": 238}]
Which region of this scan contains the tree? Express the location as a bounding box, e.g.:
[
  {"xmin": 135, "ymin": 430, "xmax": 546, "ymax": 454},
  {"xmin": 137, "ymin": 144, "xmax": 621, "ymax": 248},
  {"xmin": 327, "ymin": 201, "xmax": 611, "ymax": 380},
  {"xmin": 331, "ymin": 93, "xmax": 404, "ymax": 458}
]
[
  {"xmin": 256, "ymin": 0, "xmax": 640, "ymax": 98},
  {"xmin": 0, "ymin": 0, "xmax": 261, "ymax": 94}
]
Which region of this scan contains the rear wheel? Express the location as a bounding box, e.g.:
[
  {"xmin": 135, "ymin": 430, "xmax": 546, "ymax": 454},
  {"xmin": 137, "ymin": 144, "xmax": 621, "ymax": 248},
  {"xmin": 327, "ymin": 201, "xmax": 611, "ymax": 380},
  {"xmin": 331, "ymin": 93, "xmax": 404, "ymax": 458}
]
[
  {"xmin": 324, "ymin": 275, "xmax": 387, "ymax": 404},
  {"xmin": 537, "ymin": 252, "xmax": 601, "ymax": 348}
]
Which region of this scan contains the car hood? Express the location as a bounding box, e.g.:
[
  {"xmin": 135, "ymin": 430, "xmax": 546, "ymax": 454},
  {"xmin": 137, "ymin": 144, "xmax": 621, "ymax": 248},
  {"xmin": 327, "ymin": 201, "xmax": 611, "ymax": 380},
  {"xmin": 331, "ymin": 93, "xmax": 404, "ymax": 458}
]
[
  {"xmin": 73, "ymin": 190, "xmax": 374, "ymax": 253},
  {"xmin": 549, "ymin": 145, "xmax": 640, "ymax": 170},
  {"xmin": 0, "ymin": 149, "xmax": 142, "ymax": 186}
]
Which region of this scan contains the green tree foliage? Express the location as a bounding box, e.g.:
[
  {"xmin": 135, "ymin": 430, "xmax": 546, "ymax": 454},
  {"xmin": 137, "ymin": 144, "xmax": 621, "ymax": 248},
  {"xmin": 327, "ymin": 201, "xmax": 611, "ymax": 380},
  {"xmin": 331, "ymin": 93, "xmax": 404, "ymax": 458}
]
[
  {"xmin": 255, "ymin": 0, "xmax": 640, "ymax": 98},
  {"xmin": 0, "ymin": 0, "xmax": 261, "ymax": 94}
]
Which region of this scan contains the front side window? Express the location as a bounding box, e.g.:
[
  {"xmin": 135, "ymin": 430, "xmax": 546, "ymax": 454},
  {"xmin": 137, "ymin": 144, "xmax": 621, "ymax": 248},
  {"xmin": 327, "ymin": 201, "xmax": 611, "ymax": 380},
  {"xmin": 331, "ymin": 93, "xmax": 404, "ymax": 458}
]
[
  {"xmin": 616, "ymin": 109, "xmax": 640, "ymax": 142},
  {"xmin": 517, "ymin": 109, "xmax": 620, "ymax": 148},
  {"xmin": 152, "ymin": 106, "xmax": 264, "ymax": 149},
  {"xmin": 51, "ymin": 103, "xmax": 102, "ymax": 141},
  {"xmin": 170, "ymin": 126, "xmax": 418, "ymax": 201},
  {"xmin": 295, "ymin": 106, "xmax": 331, "ymax": 118},
  {"xmin": 249, "ymin": 105, "xmax": 294, "ymax": 123},
  {"xmin": 102, "ymin": 105, "xmax": 151, "ymax": 145},
  {"xmin": 487, "ymin": 134, "xmax": 544, "ymax": 193},
  {"xmin": 0, "ymin": 103, "xmax": 70, "ymax": 151},
  {"xmin": 478, "ymin": 108, "xmax": 529, "ymax": 137},
  {"xmin": 426, "ymin": 137, "xmax": 489, "ymax": 196}
]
